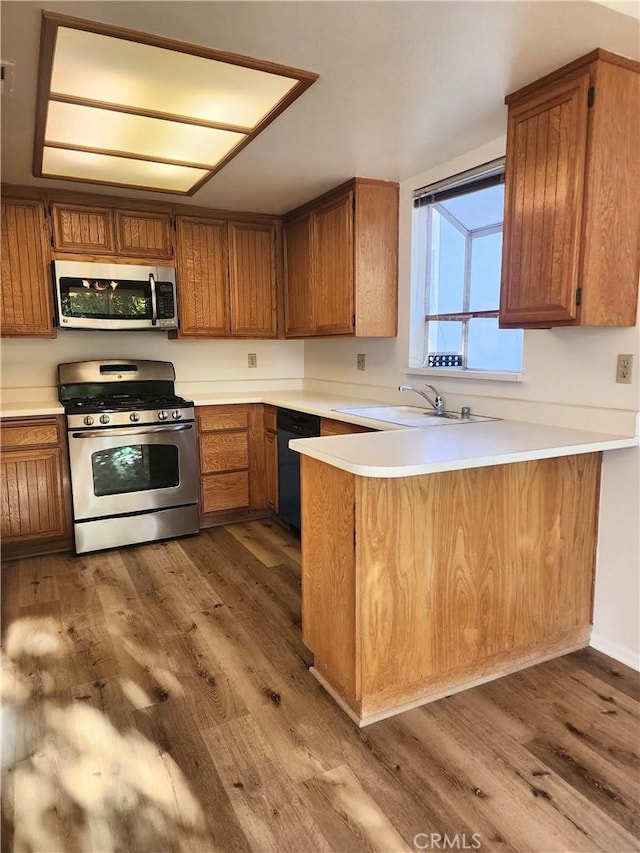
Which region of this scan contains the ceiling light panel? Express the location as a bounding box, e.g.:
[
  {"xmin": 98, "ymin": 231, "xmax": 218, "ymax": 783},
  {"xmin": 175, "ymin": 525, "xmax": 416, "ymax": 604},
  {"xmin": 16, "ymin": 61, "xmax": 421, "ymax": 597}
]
[
  {"xmin": 34, "ymin": 13, "xmax": 318, "ymax": 194},
  {"xmin": 45, "ymin": 101, "xmax": 246, "ymax": 168},
  {"xmin": 42, "ymin": 147, "xmax": 208, "ymax": 193}
]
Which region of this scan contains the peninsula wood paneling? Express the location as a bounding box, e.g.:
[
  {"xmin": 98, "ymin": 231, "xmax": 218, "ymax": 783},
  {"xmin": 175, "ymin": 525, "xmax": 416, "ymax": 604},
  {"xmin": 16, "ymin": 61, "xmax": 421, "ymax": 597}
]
[
  {"xmin": 301, "ymin": 456, "xmax": 358, "ymax": 708},
  {"xmin": 500, "ymin": 73, "xmax": 590, "ymax": 325},
  {"xmin": 51, "ymin": 202, "xmax": 115, "ymax": 254},
  {"xmin": 313, "ymin": 192, "xmax": 354, "ymax": 335},
  {"xmin": 114, "ymin": 210, "xmax": 173, "ymax": 258},
  {"xmin": 176, "ymin": 216, "xmax": 230, "ymax": 336},
  {"xmin": 1, "ymin": 199, "xmax": 55, "ymax": 337},
  {"xmin": 229, "ymin": 221, "xmax": 277, "ymax": 337},
  {"xmin": 300, "ymin": 452, "xmax": 601, "ymax": 723},
  {"xmin": 283, "ymin": 213, "xmax": 314, "ymax": 337}
]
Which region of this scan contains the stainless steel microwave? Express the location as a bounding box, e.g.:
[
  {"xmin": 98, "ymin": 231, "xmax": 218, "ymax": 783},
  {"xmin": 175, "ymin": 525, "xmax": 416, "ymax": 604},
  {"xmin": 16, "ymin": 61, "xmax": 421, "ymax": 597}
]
[{"xmin": 54, "ymin": 260, "xmax": 178, "ymax": 330}]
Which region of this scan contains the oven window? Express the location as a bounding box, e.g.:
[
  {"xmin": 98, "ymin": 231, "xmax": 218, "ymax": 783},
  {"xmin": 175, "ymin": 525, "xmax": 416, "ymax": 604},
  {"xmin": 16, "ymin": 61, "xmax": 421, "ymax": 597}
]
[
  {"xmin": 91, "ymin": 444, "xmax": 179, "ymax": 496},
  {"xmin": 59, "ymin": 278, "xmax": 152, "ymax": 320}
]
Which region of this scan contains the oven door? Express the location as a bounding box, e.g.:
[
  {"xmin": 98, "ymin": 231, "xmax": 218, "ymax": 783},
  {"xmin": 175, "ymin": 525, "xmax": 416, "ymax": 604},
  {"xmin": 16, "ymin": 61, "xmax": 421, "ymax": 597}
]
[{"xmin": 67, "ymin": 422, "xmax": 198, "ymax": 521}]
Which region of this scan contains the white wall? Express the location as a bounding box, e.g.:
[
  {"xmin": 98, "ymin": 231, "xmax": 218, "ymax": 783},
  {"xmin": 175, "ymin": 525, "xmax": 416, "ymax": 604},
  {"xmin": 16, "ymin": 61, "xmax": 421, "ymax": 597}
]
[
  {"xmin": 305, "ymin": 136, "xmax": 640, "ymax": 669},
  {"xmin": 0, "ymin": 333, "xmax": 305, "ymax": 400}
]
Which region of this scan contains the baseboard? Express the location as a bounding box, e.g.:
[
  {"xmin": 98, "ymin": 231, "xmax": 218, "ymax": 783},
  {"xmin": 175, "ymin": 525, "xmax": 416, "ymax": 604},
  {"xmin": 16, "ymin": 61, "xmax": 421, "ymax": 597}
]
[{"xmin": 590, "ymin": 633, "xmax": 640, "ymax": 671}]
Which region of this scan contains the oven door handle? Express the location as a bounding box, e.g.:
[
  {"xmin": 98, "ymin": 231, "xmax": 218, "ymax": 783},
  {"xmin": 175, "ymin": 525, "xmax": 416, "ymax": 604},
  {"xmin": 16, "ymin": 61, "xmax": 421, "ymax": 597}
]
[
  {"xmin": 149, "ymin": 273, "xmax": 158, "ymax": 326},
  {"xmin": 71, "ymin": 423, "xmax": 194, "ymax": 439}
]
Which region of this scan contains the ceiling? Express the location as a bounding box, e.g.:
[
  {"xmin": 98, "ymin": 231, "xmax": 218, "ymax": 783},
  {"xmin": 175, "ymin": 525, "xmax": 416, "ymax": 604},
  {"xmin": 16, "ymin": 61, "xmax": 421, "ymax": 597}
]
[{"xmin": 2, "ymin": 1, "xmax": 639, "ymax": 215}]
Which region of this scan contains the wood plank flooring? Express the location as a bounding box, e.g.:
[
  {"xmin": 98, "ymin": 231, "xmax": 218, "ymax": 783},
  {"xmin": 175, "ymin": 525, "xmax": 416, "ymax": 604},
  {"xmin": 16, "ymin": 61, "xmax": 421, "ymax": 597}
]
[{"xmin": 1, "ymin": 520, "xmax": 639, "ymax": 853}]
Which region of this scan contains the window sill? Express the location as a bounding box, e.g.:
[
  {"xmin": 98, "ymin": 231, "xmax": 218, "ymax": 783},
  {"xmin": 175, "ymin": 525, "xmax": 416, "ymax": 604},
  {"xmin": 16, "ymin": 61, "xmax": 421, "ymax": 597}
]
[{"xmin": 405, "ymin": 367, "xmax": 522, "ymax": 383}]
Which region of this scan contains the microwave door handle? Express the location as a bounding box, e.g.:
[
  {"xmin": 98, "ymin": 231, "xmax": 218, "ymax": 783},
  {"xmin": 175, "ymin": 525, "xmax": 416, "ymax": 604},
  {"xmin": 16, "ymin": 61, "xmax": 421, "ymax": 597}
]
[{"xmin": 149, "ymin": 273, "xmax": 158, "ymax": 326}]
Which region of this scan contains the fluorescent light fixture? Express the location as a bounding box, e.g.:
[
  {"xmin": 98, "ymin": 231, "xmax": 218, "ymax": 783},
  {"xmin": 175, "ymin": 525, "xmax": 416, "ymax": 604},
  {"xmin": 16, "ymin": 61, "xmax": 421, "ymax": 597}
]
[{"xmin": 34, "ymin": 12, "xmax": 318, "ymax": 195}]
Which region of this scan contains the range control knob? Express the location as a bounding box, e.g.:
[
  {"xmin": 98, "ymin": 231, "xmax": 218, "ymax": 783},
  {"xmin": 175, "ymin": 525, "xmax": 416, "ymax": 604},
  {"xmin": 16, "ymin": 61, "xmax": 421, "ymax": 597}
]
[
  {"xmin": 171, "ymin": 410, "xmax": 183, "ymax": 420},
  {"xmin": 99, "ymin": 414, "xmax": 110, "ymax": 425},
  {"xmin": 129, "ymin": 412, "xmax": 140, "ymax": 423},
  {"xmin": 158, "ymin": 410, "xmax": 169, "ymax": 421},
  {"xmin": 83, "ymin": 415, "xmax": 94, "ymax": 426}
]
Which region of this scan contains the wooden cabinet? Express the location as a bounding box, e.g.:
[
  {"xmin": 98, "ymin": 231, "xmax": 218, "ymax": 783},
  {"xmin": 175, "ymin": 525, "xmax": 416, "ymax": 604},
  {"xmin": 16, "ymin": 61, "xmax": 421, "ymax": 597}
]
[
  {"xmin": 176, "ymin": 217, "xmax": 230, "ymax": 336},
  {"xmin": 198, "ymin": 406, "xmax": 250, "ymax": 515},
  {"xmin": 1, "ymin": 416, "xmax": 72, "ymax": 553},
  {"xmin": 1, "ymin": 198, "xmax": 55, "ymax": 337},
  {"xmin": 114, "ymin": 210, "xmax": 173, "ymax": 258},
  {"xmin": 197, "ymin": 404, "xmax": 269, "ymax": 521},
  {"xmin": 51, "ymin": 202, "xmax": 173, "ymax": 259},
  {"xmin": 176, "ymin": 216, "xmax": 279, "ymax": 338},
  {"xmin": 229, "ymin": 221, "xmax": 278, "ymax": 337},
  {"xmin": 284, "ymin": 178, "xmax": 398, "ymax": 338},
  {"xmin": 283, "ymin": 214, "xmax": 314, "ymax": 337},
  {"xmin": 51, "ymin": 202, "xmax": 115, "ymax": 254},
  {"xmin": 264, "ymin": 405, "xmax": 278, "ymax": 511},
  {"xmin": 320, "ymin": 418, "xmax": 375, "ymax": 436},
  {"xmin": 500, "ymin": 50, "xmax": 640, "ymax": 327}
]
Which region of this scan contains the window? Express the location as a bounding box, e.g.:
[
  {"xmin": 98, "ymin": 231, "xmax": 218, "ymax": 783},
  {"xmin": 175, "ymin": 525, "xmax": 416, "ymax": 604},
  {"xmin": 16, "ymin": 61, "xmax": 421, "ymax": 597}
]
[{"xmin": 409, "ymin": 158, "xmax": 523, "ymax": 376}]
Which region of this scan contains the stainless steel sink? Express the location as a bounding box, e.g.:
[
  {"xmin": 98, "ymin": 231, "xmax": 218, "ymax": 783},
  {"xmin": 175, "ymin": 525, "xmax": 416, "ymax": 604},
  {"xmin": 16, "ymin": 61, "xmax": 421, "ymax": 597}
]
[{"xmin": 332, "ymin": 405, "xmax": 498, "ymax": 428}]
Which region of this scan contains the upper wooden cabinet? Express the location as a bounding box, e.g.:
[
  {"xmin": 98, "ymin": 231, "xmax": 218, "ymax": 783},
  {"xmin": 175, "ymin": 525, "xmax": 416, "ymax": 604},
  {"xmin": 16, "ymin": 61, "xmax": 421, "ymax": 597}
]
[
  {"xmin": 176, "ymin": 215, "xmax": 279, "ymax": 338},
  {"xmin": 176, "ymin": 216, "xmax": 230, "ymax": 336},
  {"xmin": 284, "ymin": 178, "xmax": 399, "ymax": 337},
  {"xmin": 228, "ymin": 221, "xmax": 278, "ymax": 337},
  {"xmin": 1, "ymin": 198, "xmax": 55, "ymax": 337},
  {"xmin": 500, "ymin": 50, "xmax": 640, "ymax": 328},
  {"xmin": 51, "ymin": 202, "xmax": 173, "ymax": 259},
  {"xmin": 114, "ymin": 210, "xmax": 173, "ymax": 258},
  {"xmin": 51, "ymin": 202, "xmax": 115, "ymax": 254}
]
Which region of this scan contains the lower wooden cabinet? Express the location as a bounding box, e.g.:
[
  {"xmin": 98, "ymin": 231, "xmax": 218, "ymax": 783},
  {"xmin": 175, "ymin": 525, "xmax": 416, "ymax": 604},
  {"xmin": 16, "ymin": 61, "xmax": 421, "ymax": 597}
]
[
  {"xmin": 0, "ymin": 416, "xmax": 72, "ymax": 554},
  {"xmin": 197, "ymin": 404, "xmax": 269, "ymax": 522},
  {"xmin": 264, "ymin": 405, "xmax": 278, "ymax": 511},
  {"xmin": 320, "ymin": 418, "xmax": 375, "ymax": 436}
]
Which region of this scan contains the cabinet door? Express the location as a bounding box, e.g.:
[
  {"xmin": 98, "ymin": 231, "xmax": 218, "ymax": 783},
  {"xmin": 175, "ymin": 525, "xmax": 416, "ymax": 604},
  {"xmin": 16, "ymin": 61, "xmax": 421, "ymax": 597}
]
[
  {"xmin": 313, "ymin": 192, "xmax": 354, "ymax": 335},
  {"xmin": 176, "ymin": 216, "xmax": 230, "ymax": 336},
  {"xmin": 51, "ymin": 203, "xmax": 115, "ymax": 253},
  {"xmin": 265, "ymin": 430, "xmax": 278, "ymax": 511},
  {"xmin": 320, "ymin": 418, "xmax": 374, "ymax": 436},
  {"xmin": 115, "ymin": 210, "xmax": 173, "ymax": 258},
  {"xmin": 1, "ymin": 447, "xmax": 67, "ymax": 541},
  {"xmin": 229, "ymin": 221, "xmax": 277, "ymax": 337},
  {"xmin": 500, "ymin": 73, "xmax": 591, "ymax": 326},
  {"xmin": 284, "ymin": 213, "xmax": 315, "ymax": 337},
  {"xmin": 1, "ymin": 199, "xmax": 55, "ymax": 337}
]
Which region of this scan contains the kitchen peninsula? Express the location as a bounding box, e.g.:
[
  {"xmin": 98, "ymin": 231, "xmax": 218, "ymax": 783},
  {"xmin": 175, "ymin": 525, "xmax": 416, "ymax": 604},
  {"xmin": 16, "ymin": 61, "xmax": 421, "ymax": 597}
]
[{"xmin": 290, "ymin": 419, "xmax": 637, "ymax": 726}]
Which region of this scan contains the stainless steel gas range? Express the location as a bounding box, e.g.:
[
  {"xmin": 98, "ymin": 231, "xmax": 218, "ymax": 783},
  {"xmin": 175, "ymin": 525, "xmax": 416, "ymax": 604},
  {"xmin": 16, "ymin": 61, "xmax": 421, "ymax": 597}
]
[{"xmin": 58, "ymin": 359, "xmax": 199, "ymax": 554}]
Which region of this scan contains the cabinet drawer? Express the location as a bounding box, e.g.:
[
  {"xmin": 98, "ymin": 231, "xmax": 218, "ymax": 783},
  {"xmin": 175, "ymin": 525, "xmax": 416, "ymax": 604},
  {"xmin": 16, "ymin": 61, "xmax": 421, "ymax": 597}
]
[
  {"xmin": 264, "ymin": 406, "xmax": 277, "ymax": 433},
  {"xmin": 320, "ymin": 418, "xmax": 374, "ymax": 437},
  {"xmin": 202, "ymin": 471, "xmax": 249, "ymax": 513},
  {"xmin": 198, "ymin": 409, "xmax": 249, "ymax": 432},
  {"xmin": 1, "ymin": 419, "xmax": 60, "ymax": 449},
  {"xmin": 200, "ymin": 431, "xmax": 248, "ymax": 473}
]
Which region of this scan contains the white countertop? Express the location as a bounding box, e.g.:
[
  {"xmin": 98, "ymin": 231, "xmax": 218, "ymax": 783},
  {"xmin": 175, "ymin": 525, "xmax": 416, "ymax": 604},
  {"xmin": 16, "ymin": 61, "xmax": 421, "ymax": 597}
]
[
  {"xmin": 289, "ymin": 420, "xmax": 638, "ymax": 477},
  {"xmin": 3, "ymin": 388, "xmax": 637, "ymax": 477}
]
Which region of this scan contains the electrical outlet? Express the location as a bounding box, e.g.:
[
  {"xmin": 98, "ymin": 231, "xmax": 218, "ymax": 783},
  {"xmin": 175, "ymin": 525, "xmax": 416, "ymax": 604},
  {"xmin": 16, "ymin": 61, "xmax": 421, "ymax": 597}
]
[
  {"xmin": 247, "ymin": 353, "xmax": 257, "ymax": 368},
  {"xmin": 357, "ymin": 353, "xmax": 366, "ymax": 371},
  {"xmin": 616, "ymin": 354, "xmax": 633, "ymax": 384}
]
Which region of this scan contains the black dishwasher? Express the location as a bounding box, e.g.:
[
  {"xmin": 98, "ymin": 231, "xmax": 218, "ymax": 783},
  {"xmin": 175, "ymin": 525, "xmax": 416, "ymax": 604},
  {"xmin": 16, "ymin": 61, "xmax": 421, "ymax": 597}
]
[{"xmin": 277, "ymin": 408, "xmax": 320, "ymax": 530}]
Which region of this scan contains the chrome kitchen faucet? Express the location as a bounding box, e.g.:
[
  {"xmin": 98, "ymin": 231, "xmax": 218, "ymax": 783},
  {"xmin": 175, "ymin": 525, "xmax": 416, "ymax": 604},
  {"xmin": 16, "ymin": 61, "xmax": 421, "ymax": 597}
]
[{"xmin": 398, "ymin": 383, "xmax": 445, "ymax": 415}]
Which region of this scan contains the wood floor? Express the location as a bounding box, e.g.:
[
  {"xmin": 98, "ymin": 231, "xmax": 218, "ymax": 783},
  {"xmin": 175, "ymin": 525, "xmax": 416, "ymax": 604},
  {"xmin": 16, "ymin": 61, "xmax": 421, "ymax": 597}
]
[{"xmin": 1, "ymin": 520, "xmax": 639, "ymax": 853}]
